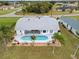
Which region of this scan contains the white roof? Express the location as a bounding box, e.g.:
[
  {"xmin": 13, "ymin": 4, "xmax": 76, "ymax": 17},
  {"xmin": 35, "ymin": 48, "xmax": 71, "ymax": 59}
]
[{"xmin": 15, "ymin": 16, "xmax": 59, "ymax": 30}]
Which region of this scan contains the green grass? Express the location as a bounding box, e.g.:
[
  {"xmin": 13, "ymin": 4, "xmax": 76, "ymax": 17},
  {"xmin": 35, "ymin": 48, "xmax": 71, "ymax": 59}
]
[
  {"xmin": 0, "ymin": 9, "xmax": 16, "ymax": 15},
  {"xmin": 16, "ymin": 10, "xmax": 70, "ymax": 15},
  {"xmin": 16, "ymin": 10, "xmax": 79, "ymax": 15},
  {"xmin": 0, "ymin": 23, "xmax": 79, "ymax": 59},
  {"xmin": 69, "ymin": 16, "xmax": 79, "ymax": 20},
  {"xmin": 0, "ymin": 17, "xmax": 20, "ymax": 25},
  {"xmin": 48, "ymin": 10, "xmax": 70, "ymax": 15}
]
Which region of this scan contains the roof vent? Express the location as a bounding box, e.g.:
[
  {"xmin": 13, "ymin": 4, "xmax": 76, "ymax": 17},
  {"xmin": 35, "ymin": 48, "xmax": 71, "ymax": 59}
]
[
  {"xmin": 38, "ymin": 17, "xmax": 40, "ymax": 19},
  {"xmin": 28, "ymin": 19, "xmax": 30, "ymax": 21}
]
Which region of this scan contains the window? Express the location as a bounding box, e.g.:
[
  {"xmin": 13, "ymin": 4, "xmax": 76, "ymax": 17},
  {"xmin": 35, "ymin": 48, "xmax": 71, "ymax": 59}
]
[
  {"xmin": 25, "ymin": 30, "xmax": 30, "ymax": 34},
  {"xmin": 43, "ymin": 30, "xmax": 46, "ymax": 33},
  {"xmin": 50, "ymin": 30, "xmax": 53, "ymax": 33},
  {"xmin": 58, "ymin": 30, "xmax": 60, "ymax": 32},
  {"xmin": 67, "ymin": 24, "xmax": 68, "ymax": 27}
]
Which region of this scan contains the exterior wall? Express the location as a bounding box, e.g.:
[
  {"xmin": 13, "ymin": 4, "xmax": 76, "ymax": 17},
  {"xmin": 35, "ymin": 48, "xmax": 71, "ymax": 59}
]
[
  {"xmin": 40, "ymin": 30, "xmax": 52, "ymax": 35},
  {"xmin": 63, "ymin": 22, "xmax": 68, "ymax": 29},
  {"xmin": 71, "ymin": 28, "xmax": 77, "ymax": 35},
  {"xmin": 10, "ymin": 7, "xmax": 14, "ymax": 9},
  {"xmin": 16, "ymin": 30, "xmax": 57, "ymax": 36},
  {"xmin": 59, "ymin": 19, "xmax": 78, "ymax": 37},
  {"xmin": 16, "ymin": 30, "xmax": 21, "ymax": 35},
  {"xmin": 60, "ymin": 20, "xmax": 72, "ymax": 30},
  {"xmin": 71, "ymin": 28, "xmax": 79, "ymax": 37},
  {"xmin": 21, "ymin": 30, "xmax": 25, "ymax": 35},
  {"xmin": 67, "ymin": 25, "xmax": 71, "ymax": 30},
  {"xmin": 3, "ymin": 8, "xmax": 8, "ymax": 10}
]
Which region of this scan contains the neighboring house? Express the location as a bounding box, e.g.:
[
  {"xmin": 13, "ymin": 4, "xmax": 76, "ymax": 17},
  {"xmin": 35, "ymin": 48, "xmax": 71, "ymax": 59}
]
[
  {"xmin": 59, "ymin": 17, "xmax": 79, "ymax": 37},
  {"xmin": 56, "ymin": 2, "xmax": 78, "ymax": 11},
  {"xmin": 0, "ymin": 5, "xmax": 15, "ymax": 10},
  {"xmin": 56, "ymin": 5, "xmax": 77, "ymax": 11},
  {"xmin": 15, "ymin": 16, "xmax": 60, "ymax": 43}
]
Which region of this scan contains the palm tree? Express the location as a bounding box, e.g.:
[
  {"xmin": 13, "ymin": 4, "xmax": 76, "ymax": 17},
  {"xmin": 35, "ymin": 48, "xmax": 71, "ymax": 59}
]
[
  {"xmin": 22, "ymin": 8, "xmax": 26, "ymax": 15},
  {"xmin": 51, "ymin": 32, "xmax": 64, "ymax": 55},
  {"xmin": 31, "ymin": 35, "xmax": 36, "ymax": 46}
]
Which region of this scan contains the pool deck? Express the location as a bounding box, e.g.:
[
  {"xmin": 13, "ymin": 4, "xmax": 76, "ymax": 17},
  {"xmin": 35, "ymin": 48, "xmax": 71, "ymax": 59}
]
[{"xmin": 7, "ymin": 39, "xmax": 61, "ymax": 47}]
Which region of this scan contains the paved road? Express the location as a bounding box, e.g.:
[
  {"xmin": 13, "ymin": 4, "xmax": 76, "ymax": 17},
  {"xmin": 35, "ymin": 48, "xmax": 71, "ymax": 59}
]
[
  {"xmin": 52, "ymin": 14, "xmax": 79, "ymax": 18},
  {"xmin": 0, "ymin": 8, "xmax": 23, "ymax": 17}
]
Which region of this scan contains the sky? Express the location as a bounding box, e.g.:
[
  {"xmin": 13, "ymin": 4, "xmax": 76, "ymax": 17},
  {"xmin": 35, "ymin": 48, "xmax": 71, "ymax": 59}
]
[{"xmin": 0, "ymin": 0, "xmax": 79, "ymax": 1}]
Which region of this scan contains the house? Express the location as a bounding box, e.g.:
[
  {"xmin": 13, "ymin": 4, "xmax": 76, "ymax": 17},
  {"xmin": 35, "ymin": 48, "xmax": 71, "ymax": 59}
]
[
  {"xmin": 56, "ymin": 2, "xmax": 78, "ymax": 11},
  {"xmin": 59, "ymin": 16, "xmax": 79, "ymax": 37},
  {"xmin": 56, "ymin": 5, "xmax": 78, "ymax": 11},
  {"xmin": 15, "ymin": 16, "xmax": 60, "ymax": 43},
  {"xmin": 0, "ymin": 5, "xmax": 15, "ymax": 10}
]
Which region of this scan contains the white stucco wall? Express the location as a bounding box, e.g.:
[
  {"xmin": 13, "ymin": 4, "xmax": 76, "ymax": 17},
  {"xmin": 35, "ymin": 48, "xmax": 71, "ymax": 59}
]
[
  {"xmin": 16, "ymin": 30, "xmax": 21, "ymax": 35},
  {"xmin": 67, "ymin": 25, "xmax": 71, "ymax": 30},
  {"xmin": 21, "ymin": 30, "xmax": 25, "ymax": 35},
  {"xmin": 60, "ymin": 20, "xmax": 78, "ymax": 37},
  {"xmin": 16, "ymin": 29, "xmax": 58, "ymax": 36},
  {"xmin": 63, "ymin": 22, "xmax": 68, "ymax": 29},
  {"xmin": 71, "ymin": 28, "xmax": 76, "ymax": 35}
]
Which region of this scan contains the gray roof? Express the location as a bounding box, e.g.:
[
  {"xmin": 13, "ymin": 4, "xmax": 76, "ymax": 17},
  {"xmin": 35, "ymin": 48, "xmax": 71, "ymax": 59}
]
[
  {"xmin": 61, "ymin": 17, "xmax": 79, "ymax": 31},
  {"xmin": 15, "ymin": 16, "xmax": 59, "ymax": 30}
]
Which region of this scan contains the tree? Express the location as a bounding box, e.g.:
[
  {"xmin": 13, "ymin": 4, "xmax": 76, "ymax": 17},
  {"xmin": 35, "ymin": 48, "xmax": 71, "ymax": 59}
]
[
  {"xmin": 0, "ymin": 25, "xmax": 8, "ymax": 50},
  {"xmin": 0, "ymin": 2, "xmax": 10, "ymax": 5},
  {"xmin": 31, "ymin": 35, "xmax": 36, "ymax": 46},
  {"xmin": 0, "ymin": 25, "xmax": 13, "ymax": 51},
  {"xmin": 22, "ymin": 8, "xmax": 26, "ymax": 15},
  {"xmin": 24, "ymin": 2, "xmax": 53, "ymax": 14},
  {"xmin": 69, "ymin": 8, "xmax": 73, "ymax": 13},
  {"xmin": 51, "ymin": 32, "xmax": 64, "ymax": 54},
  {"xmin": 53, "ymin": 33, "xmax": 64, "ymax": 44}
]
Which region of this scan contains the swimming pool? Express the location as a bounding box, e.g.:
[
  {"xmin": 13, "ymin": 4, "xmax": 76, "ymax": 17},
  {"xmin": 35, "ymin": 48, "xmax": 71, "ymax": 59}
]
[
  {"xmin": 19, "ymin": 35, "xmax": 48, "ymax": 42},
  {"xmin": 21, "ymin": 36, "xmax": 48, "ymax": 40}
]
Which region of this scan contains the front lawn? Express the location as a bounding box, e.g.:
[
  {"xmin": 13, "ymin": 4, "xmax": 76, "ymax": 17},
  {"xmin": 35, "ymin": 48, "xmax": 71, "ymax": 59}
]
[
  {"xmin": 0, "ymin": 22, "xmax": 79, "ymax": 59},
  {"xmin": 0, "ymin": 17, "xmax": 20, "ymax": 25},
  {"xmin": 0, "ymin": 7, "xmax": 21, "ymax": 15},
  {"xmin": 0, "ymin": 9, "xmax": 16, "ymax": 15}
]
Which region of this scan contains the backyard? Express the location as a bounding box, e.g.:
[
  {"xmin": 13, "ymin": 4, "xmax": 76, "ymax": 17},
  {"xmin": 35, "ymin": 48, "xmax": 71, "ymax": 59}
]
[{"xmin": 0, "ymin": 17, "xmax": 79, "ymax": 59}]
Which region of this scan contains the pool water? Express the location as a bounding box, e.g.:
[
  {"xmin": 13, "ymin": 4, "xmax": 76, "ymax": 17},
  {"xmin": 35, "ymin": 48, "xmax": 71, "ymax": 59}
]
[{"xmin": 21, "ymin": 36, "xmax": 48, "ymax": 41}]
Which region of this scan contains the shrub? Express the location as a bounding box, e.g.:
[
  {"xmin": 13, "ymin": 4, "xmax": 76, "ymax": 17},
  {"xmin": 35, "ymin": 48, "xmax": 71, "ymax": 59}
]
[
  {"xmin": 53, "ymin": 33, "xmax": 65, "ymax": 45},
  {"xmin": 22, "ymin": 2, "xmax": 53, "ymax": 14}
]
